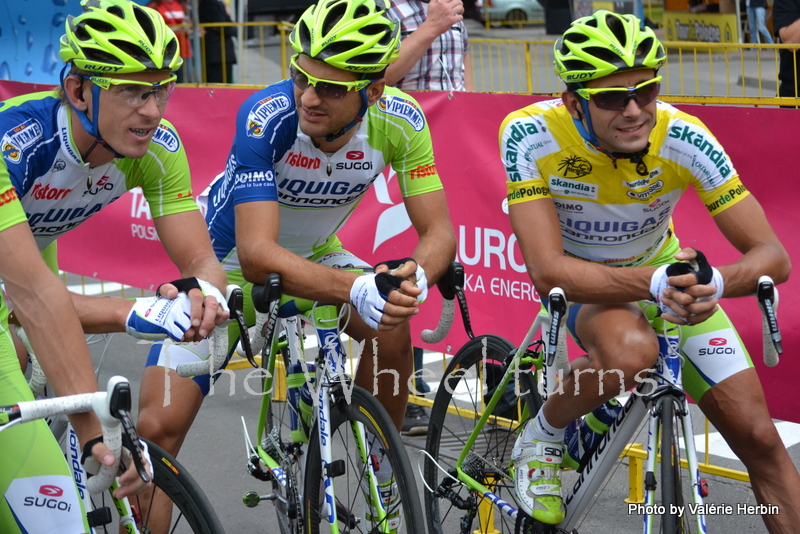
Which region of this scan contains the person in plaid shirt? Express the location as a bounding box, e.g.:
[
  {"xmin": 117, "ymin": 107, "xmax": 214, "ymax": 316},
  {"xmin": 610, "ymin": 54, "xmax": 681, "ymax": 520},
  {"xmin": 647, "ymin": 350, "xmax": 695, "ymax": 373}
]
[{"xmin": 385, "ymin": 0, "xmax": 472, "ymax": 91}]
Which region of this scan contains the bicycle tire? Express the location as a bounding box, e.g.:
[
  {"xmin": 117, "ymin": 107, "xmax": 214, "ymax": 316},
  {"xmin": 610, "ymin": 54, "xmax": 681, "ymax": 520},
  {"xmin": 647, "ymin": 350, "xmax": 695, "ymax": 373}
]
[
  {"xmin": 90, "ymin": 439, "xmax": 224, "ymax": 534},
  {"xmin": 303, "ymin": 385, "xmax": 425, "ymax": 534},
  {"xmin": 424, "ymin": 334, "xmax": 541, "ymax": 534},
  {"xmin": 659, "ymin": 398, "xmax": 685, "ymax": 534},
  {"xmin": 264, "ymin": 349, "xmax": 303, "ymax": 534}
]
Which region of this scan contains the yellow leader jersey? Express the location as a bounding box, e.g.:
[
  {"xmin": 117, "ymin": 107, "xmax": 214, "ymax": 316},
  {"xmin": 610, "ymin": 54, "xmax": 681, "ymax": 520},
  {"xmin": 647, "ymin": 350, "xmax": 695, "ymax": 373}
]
[{"xmin": 499, "ymin": 99, "xmax": 749, "ymax": 267}]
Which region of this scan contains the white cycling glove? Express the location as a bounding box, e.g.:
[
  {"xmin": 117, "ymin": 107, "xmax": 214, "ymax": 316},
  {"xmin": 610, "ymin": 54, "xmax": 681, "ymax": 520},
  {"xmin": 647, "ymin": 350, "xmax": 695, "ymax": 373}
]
[
  {"xmin": 650, "ymin": 249, "xmax": 724, "ymax": 315},
  {"xmin": 350, "ymin": 273, "xmax": 405, "ymax": 330},
  {"xmin": 125, "ymin": 293, "xmax": 192, "ymax": 341}
]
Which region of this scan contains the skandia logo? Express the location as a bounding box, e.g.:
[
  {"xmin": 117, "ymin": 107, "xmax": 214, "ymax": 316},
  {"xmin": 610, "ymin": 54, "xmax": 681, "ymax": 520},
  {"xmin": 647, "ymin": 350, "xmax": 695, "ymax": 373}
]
[
  {"xmin": 152, "ymin": 124, "xmax": 180, "ymax": 153},
  {"xmin": 667, "ymin": 124, "xmax": 732, "ymax": 178},
  {"xmin": 30, "ymin": 183, "xmax": 72, "ymax": 201},
  {"xmin": 3, "ymin": 119, "xmax": 43, "ymax": 163},
  {"xmin": 346, "ymin": 151, "xmax": 364, "ymax": 160},
  {"xmin": 549, "ymin": 177, "xmax": 598, "ymax": 200},
  {"xmin": 377, "ymin": 96, "xmax": 425, "ymax": 131},
  {"xmin": 247, "ymin": 94, "xmax": 292, "ymax": 138},
  {"xmin": 285, "ymin": 151, "xmax": 321, "ymax": 169}
]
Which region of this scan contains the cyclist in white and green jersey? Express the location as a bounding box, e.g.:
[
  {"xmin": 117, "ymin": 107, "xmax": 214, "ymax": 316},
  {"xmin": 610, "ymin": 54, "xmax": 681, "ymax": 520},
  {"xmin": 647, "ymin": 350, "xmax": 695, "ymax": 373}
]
[
  {"xmin": 146, "ymin": 0, "xmax": 456, "ymax": 517},
  {"xmin": 1, "ymin": 1, "xmax": 228, "ymax": 530},
  {"xmin": 501, "ymin": 11, "xmax": 800, "ymax": 531},
  {"xmin": 0, "ymin": 137, "xmax": 150, "ymax": 534}
]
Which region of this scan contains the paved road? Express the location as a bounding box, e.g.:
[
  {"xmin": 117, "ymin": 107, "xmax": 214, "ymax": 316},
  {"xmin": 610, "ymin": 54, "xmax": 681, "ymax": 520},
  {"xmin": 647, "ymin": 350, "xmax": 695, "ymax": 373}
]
[{"xmin": 86, "ymin": 327, "xmax": 797, "ymax": 533}]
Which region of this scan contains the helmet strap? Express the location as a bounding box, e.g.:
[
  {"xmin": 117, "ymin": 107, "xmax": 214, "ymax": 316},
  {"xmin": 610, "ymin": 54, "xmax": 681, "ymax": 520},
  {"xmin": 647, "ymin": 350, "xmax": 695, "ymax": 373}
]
[
  {"xmin": 324, "ymin": 81, "xmax": 370, "ymax": 143},
  {"xmin": 60, "ymin": 64, "xmax": 123, "ymax": 161}
]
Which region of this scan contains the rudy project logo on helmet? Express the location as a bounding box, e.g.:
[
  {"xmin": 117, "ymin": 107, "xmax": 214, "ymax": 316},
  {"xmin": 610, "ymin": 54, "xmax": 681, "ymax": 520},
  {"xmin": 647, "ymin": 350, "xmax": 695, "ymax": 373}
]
[
  {"xmin": 376, "ymin": 95, "xmax": 425, "ymax": 132},
  {"xmin": 3, "ymin": 119, "xmax": 43, "ymax": 163},
  {"xmin": 152, "ymin": 124, "xmax": 180, "ymax": 153},
  {"xmin": 247, "ymin": 95, "xmax": 292, "ymax": 139}
]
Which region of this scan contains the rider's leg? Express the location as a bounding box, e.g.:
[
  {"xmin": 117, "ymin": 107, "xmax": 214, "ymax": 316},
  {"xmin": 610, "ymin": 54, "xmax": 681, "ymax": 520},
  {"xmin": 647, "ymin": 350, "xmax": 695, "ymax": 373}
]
[
  {"xmin": 699, "ymin": 369, "xmax": 800, "ymax": 534},
  {"xmin": 541, "ymin": 303, "xmax": 659, "ymax": 427},
  {"xmin": 515, "ymin": 303, "xmax": 659, "ymax": 524},
  {"xmin": 345, "ymin": 310, "xmax": 413, "ymax": 432},
  {"xmin": 135, "ymin": 343, "xmax": 209, "ymax": 530}
]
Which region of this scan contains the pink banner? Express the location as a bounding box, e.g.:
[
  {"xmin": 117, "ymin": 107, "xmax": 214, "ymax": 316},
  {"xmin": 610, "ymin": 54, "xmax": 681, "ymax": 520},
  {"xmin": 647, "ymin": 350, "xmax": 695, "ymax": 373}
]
[{"xmin": 3, "ymin": 81, "xmax": 798, "ymax": 421}]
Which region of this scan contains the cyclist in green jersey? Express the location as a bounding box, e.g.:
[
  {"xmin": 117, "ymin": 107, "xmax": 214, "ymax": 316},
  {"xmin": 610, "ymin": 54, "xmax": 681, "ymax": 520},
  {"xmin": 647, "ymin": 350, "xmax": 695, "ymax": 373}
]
[
  {"xmin": 0, "ymin": 155, "xmax": 150, "ymax": 533},
  {"xmin": 501, "ymin": 11, "xmax": 800, "ymax": 531}
]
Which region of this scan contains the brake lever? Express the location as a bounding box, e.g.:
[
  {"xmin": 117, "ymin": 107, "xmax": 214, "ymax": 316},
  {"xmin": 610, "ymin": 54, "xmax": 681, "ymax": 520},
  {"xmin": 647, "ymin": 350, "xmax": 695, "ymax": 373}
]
[{"xmin": 109, "ymin": 381, "xmax": 151, "ymax": 483}]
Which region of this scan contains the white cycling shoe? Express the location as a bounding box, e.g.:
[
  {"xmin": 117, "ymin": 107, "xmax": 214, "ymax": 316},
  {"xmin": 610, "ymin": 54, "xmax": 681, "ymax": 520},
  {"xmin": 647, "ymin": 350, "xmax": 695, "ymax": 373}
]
[{"xmin": 511, "ymin": 432, "xmax": 566, "ymax": 525}]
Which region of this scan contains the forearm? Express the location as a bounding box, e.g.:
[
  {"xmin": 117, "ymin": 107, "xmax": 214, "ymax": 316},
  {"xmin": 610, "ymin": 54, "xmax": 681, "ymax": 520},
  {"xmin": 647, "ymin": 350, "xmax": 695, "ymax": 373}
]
[
  {"xmin": 12, "ymin": 278, "xmax": 101, "ymax": 442},
  {"xmin": 411, "ymin": 226, "xmax": 456, "ymax": 286},
  {"xmin": 70, "ymin": 293, "xmax": 132, "ymax": 333},
  {"xmin": 779, "ymin": 18, "xmax": 800, "ymax": 44},
  {"xmin": 241, "ymin": 241, "xmax": 359, "ymax": 303},
  {"xmin": 718, "ymin": 242, "xmax": 791, "ymax": 298},
  {"xmin": 175, "ymin": 252, "xmax": 228, "ymax": 293}
]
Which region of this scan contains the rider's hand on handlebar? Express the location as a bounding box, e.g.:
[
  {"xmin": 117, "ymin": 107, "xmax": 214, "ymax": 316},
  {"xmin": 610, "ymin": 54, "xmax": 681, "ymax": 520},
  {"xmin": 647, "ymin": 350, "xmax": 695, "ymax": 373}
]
[
  {"xmin": 350, "ymin": 272, "xmax": 420, "ymax": 331},
  {"xmin": 86, "ymin": 439, "xmax": 153, "ymax": 499},
  {"xmin": 375, "ymin": 258, "xmax": 428, "ymax": 303}
]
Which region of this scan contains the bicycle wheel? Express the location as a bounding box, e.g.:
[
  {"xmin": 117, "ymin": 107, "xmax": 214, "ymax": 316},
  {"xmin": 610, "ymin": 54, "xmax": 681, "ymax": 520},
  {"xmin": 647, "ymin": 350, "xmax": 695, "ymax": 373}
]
[
  {"xmin": 90, "ymin": 439, "xmax": 224, "ymax": 534},
  {"xmin": 303, "ymin": 385, "xmax": 425, "ymax": 534},
  {"xmin": 263, "ymin": 350, "xmax": 303, "ymax": 534},
  {"xmin": 424, "ymin": 334, "xmax": 541, "ymax": 534},
  {"xmin": 659, "ymin": 398, "xmax": 685, "ymax": 534}
]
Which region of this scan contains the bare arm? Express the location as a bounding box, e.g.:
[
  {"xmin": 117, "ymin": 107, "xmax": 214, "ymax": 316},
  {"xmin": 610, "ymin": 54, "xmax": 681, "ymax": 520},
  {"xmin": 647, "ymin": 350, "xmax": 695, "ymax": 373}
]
[
  {"xmin": 711, "ymin": 195, "xmax": 790, "ymax": 295},
  {"xmin": 154, "ymin": 210, "xmax": 229, "ymax": 340},
  {"xmin": 235, "ymin": 200, "xmax": 420, "ymax": 329},
  {"xmin": 509, "ymin": 197, "xmax": 657, "ymax": 303},
  {"xmin": 384, "ymin": 0, "xmax": 465, "ymax": 86},
  {"xmin": 401, "ymin": 189, "xmax": 456, "ymax": 285},
  {"xmin": 779, "ymin": 18, "xmax": 800, "ymax": 44}
]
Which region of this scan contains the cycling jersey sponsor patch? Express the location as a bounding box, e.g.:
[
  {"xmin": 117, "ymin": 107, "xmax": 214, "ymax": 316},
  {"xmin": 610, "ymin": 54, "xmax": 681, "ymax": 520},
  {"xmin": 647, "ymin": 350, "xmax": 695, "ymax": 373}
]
[
  {"xmin": 2, "ymin": 118, "xmax": 43, "ymax": 163},
  {"xmin": 666, "ymin": 121, "xmax": 733, "ymax": 183},
  {"xmin": 507, "ymin": 179, "xmax": 550, "ymax": 205},
  {"xmin": 377, "ymin": 95, "xmax": 425, "ymax": 131},
  {"xmin": 410, "ymin": 164, "xmax": 437, "ymax": 180},
  {"xmin": 152, "ymin": 124, "xmax": 180, "ymax": 153},
  {"xmin": 548, "ymin": 176, "xmax": 598, "ymax": 200},
  {"xmin": 557, "ymin": 155, "xmax": 592, "ymax": 178},
  {"xmin": 703, "ymin": 179, "xmax": 749, "ymax": 215},
  {"xmin": 247, "ymin": 94, "xmax": 292, "ymax": 138}
]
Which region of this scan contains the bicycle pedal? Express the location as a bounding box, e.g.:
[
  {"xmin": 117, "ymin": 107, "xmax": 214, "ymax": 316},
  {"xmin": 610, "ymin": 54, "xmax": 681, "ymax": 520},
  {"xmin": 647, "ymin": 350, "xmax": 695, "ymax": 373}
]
[
  {"xmin": 325, "ymin": 459, "xmax": 346, "ymax": 478},
  {"xmin": 86, "ymin": 506, "xmax": 113, "ymax": 527},
  {"xmin": 243, "ymin": 490, "xmax": 278, "ymax": 507}
]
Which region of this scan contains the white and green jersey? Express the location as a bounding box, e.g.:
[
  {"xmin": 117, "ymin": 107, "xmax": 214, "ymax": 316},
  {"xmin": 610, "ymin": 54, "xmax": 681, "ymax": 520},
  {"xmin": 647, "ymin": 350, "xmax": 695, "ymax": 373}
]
[
  {"xmin": 0, "ymin": 90, "xmax": 198, "ymax": 251},
  {"xmin": 203, "ymin": 80, "xmax": 443, "ymax": 268}
]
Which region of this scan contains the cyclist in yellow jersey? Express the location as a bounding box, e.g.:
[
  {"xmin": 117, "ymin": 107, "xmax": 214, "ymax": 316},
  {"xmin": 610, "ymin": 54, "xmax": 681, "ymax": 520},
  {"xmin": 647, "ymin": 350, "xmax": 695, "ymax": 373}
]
[{"xmin": 500, "ymin": 11, "xmax": 800, "ymax": 531}]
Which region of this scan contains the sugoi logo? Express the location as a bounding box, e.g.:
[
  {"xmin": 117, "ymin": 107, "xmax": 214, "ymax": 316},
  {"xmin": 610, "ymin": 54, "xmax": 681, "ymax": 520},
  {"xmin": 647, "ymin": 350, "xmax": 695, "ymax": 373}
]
[
  {"xmin": 39, "ymin": 485, "xmax": 63, "ymax": 497},
  {"xmin": 709, "ymin": 338, "xmax": 727, "ymax": 346},
  {"xmin": 346, "ymin": 151, "xmax": 364, "ymax": 160}
]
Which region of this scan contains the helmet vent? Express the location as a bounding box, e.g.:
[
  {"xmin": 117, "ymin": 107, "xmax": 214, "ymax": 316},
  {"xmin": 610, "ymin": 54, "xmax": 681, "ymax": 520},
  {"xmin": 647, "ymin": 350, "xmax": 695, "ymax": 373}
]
[
  {"xmin": 638, "ymin": 36, "xmax": 654, "ymax": 56},
  {"xmin": 324, "ymin": 39, "xmax": 361, "ymax": 56},
  {"xmin": 606, "ymin": 14, "xmax": 628, "ymax": 47},
  {"xmin": 84, "ymin": 47, "xmax": 125, "ymax": 66},
  {"xmin": 564, "ymin": 32, "xmax": 589, "ymax": 45},
  {"xmin": 81, "ymin": 19, "xmax": 115, "ymax": 37},
  {"xmin": 133, "ymin": 5, "xmax": 158, "ymax": 44},
  {"xmin": 107, "ymin": 4, "xmax": 125, "ymax": 19},
  {"xmin": 323, "ymin": 3, "xmax": 348, "ymax": 33},
  {"xmin": 354, "ymin": 4, "xmax": 371, "ymax": 18},
  {"xmin": 584, "ymin": 46, "xmax": 622, "ymax": 65}
]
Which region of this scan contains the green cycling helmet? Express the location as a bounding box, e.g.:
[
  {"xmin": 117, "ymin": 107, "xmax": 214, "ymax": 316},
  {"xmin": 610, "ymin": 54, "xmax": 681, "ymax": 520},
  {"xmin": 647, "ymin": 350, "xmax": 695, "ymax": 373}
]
[
  {"xmin": 60, "ymin": 0, "xmax": 182, "ymax": 74},
  {"xmin": 290, "ymin": 0, "xmax": 400, "ymax": 73},
  {"xmin": 554, "ymin": 10, "xmax": 666, "ymax": 84}
]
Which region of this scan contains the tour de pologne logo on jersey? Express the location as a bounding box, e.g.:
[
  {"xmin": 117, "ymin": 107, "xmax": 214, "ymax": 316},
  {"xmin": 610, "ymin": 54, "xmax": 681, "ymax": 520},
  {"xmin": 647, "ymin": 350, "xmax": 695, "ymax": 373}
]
[
  {"xmin": 151, "ymin": 124, "xmax": 180, "ymax": 153},
  {"xmin": 376, "ymin": 95, "xmax": 425, "ymax": 132},
  {"xmin": 557, "ymin": 155, "xmax": 592, "ymax": 178},
  {"xmin": 247, "ymin": 94, "xmax": 292, "ymax": 138},
  {"xmin": 2, "ymin": 118, "xmax": 43, "ymax": 163}
]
